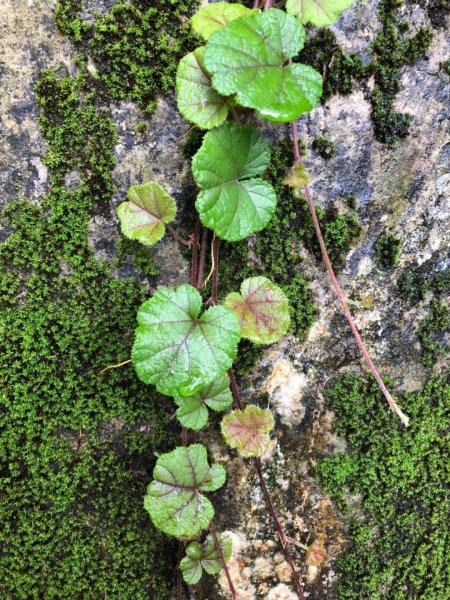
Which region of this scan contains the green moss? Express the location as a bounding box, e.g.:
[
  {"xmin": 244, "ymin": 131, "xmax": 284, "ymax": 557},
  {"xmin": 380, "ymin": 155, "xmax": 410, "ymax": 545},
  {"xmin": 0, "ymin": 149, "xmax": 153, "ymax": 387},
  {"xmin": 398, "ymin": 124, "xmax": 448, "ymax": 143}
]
[
  {"xmin": 312, "ymin": 136, "xmax": 337, "ymax": 160},
  {"xmin": 396, "ymin": 266, "xmax": 450, "ymax": 306},
  {"xmin": 317, "ymin": 373, "xmax": 450, "ymax": 598},
  {"xmin": 417, "ymin": 300, "xmax": 450, "ymax": 367},
  {"xmin": 441, "ymin": 58, "xmax": 450, "ymax": 76},
  {"xmin": 299, "ymin": 0, "xmax": 434, "ymax": 145},
  {"xmin": 374, "ymin": 231, "xmax": 402, "ymax": 269},
  {"xmin": 55, "ymin": 0, "xmax": 200, "ymax": 115}
]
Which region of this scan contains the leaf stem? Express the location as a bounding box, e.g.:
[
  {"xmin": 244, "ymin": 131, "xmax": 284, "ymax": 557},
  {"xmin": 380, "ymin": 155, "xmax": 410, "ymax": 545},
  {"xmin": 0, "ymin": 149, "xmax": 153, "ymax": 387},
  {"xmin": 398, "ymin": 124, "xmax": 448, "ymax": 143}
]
[
  {"xmin": 209, "ymin": 522, "xmax": 239, "ymax": 600},
  {"xmin": 166, "ymin": 223, "xmax": 192, "ymax": 247},
  {"xmin": 290, "ymin": 121, "xmax": 409, "ymax": 427},
  {"xmin": 197, "ymin": 227, "xmax": 208, "ymax": 289},
  {"xmin": 228, "ymin": 368, "xmax": 305, "ymax": 598},
  {"xmin": 97, "ymin": 358, "xmax": 131, "ymax": 376},
  {"xmin": 191, "ymin": 220, "xmax": 201, "ymax": 288}
]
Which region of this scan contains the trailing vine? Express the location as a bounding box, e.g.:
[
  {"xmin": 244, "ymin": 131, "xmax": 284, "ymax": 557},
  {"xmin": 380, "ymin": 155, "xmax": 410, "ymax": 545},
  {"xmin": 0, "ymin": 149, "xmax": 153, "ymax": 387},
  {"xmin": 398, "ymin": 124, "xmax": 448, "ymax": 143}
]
[{"xmin": 113, "ymin": 0, "xmax": 411, "ymax": 596}]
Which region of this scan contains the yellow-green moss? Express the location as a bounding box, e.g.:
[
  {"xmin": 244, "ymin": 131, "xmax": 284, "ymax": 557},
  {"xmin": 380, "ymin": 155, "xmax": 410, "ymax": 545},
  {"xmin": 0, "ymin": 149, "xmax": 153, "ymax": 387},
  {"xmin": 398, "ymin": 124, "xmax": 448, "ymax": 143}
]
[
  {"xmin": 374, "ymin": 231, "xmax": 402, "ymax": 269},
  {"xmin": 317, "ymin": 373, "xmax": 450, "ymax": 598}
]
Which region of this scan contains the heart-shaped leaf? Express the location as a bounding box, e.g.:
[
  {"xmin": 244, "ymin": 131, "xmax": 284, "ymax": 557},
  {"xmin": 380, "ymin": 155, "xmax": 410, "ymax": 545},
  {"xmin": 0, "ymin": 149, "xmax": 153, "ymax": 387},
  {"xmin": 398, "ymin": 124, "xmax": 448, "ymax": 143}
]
[
  {"xmin": 144, "ymin": 444, "xmax": 226, "ymax": 538},
  {"xmin": 221, "ymin": 405, "xmax": 274, "ymax": 457},
  {"xmin": 204, "ymin": 8, "xmax": 323, "ymax": 122},
  {"xmin": 116, "ymin": 182, "xmax": 176, "ymax": 246},
  {"xmin": 176, "ymin": 47, "xmax": 229, "ymax": 130},
  {"xmin": 286, "ymin": 0, "xmax": 355, "ymax": 27},
  {"xmin": 180, "ymin": 533, "xmax": 233, "ymax": 584},
  {"xmin": 191, "ymin": 2, "xmax": 255, "ymax": 40},
  {"xmin": 224, "ymin": 276, "xmax": 290, "ymax": 345},
  {"xmin": 192, "ymin": 123, "xmax": 277, "ymax": 241},
  {"xmin": 174, "ymin": 375, "xmax": 233, "ymax": 430},
  {"xmin": 132, "ymin": 284, "xmax": 241, "ymax": 396}
]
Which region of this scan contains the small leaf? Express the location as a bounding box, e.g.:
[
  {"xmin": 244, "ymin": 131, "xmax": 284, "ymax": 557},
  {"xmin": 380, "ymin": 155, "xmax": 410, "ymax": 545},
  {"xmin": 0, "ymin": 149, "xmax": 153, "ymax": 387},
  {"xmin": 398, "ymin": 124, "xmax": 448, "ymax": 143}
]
[
  {"xmin": 144, "ymin": 444, "xmax": 226, "ymax": 538},
  {"xmin": 180, "ymin": 533, "xmax": 233, "ymax": 584},
  {"xmin": 117, "ymin": 182, "xmax": 176, "ymax": 246},
  {"xmin": 221, "ymin": 405, "xmax": 274, "ymax": 457},
  {"xmin": 283, "ymin": 164, "xmax": 309, "ymax": 188},
  {"xmin": 204, "ymin": 9, "xmax": 323, "ymax": 122},
  {"xmin": 193, "ymin": 123, "xmax": 277, "ymax": 241},
  {"xmin": 286, "ymin": 0, "xmax": 355, "ymax": 27},
  {"xmin": 224, "ymin": 276, "xmax": 290, "ymax": 345},
  {"xmin": 175, "ymin": 375, "xmax": 233, "ymax": 430},
  {"xmin": 132, "ymin": 284, "xmax": 241, "ymax": 396},
  {"xmin": 191, "ymin": 2, "xmax": 255, "ymax": 40},
  {"xmin": 176, "ymin": 47, "xmax": 229, "ymax": 130}
]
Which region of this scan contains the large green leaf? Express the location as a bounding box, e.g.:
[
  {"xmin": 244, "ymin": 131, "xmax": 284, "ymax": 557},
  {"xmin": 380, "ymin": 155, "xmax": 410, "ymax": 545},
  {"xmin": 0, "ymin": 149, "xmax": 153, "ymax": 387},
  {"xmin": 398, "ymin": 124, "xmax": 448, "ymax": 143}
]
[
  {"xmin": 144, "ymin": 444, "xmax": 226, "ymax": 538},
  {"xmin": 174, "ymin": 375, "xmax": 233, "ymax": 430},
  {"xmin": 204, "ymin": 8, "xmax": 323, "ymax": 122},
  {"xmin": 180, "ymin": 533, "xmax": 233, "ymax": 584},
  {"xmin": 224, "ymin": 276, "xmax": 290, "ymax": 344},
  {"xmin": 116, "ymin": 182, "xmax": 176, "ymax": 246},
  {"xmin": 286, "ymin": 0, "xmax": 355, "ymax": 27},
  {"xmin": 221, "ymin": 405, "xmax": 274, "ymax": 457},
  {"xmin": 191, "ymin": 2, "xmax": 255, "ymax": 40},
  {"xmin": 132, "ymin": 284, "xmax": 241, "ymax": 396},
  {"xmin": 192, "ymin": 123, "xmax": 277, "ymax": 241},
  {"xmin": 176, "ymin": 47, "xmax": 229, "ymax": 130}
]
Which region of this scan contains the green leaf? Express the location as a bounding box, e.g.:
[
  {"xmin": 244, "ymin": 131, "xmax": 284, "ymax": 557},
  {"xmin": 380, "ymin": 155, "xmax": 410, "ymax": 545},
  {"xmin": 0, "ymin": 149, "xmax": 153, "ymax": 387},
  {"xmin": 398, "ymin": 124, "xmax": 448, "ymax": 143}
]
[
  {"xmin": 193, "ymin": 123, "xmax": 277, "ymax": 241},
  {"xmin": 191, "ymin": 2, "xmax": 255, "ymax": 40},
  {"xmin": 224, "ymin": 276, "xmax": 290, "ymax": 344},
  {"xmin": 174, "ymin": 375, "xmax": 233, "ymax": 430},
  {"xmin": 283, "ymin": 163, "xmax": 309, "ymax": 188},
  {"xmin": 116, "ymin": 182, "xmax": 176, "ymax": 246},
  {"xmin": 180, "ymin": 533, "xmax": 233, "ymax": 584},
  {"xmin": 144, "ymin": 444, "xmax": 226, "ymax": 538},
  {"xmin": 132, "ymin": 284, "xmax": 241, "ymax": 396},
  {"xmin": 286, "ymin": 0, "xmax": 355, "ymax": 27},
  {"xmin": 204, "ymin": 8, "xmax": 323, "ymax": 122},
  {"xmin": 221, "ymin": 405, "xmax": 274, "ymax": 457},
  {"xmin": 176, "ymin": 47, "xmax": 229, "ymax": 130}
]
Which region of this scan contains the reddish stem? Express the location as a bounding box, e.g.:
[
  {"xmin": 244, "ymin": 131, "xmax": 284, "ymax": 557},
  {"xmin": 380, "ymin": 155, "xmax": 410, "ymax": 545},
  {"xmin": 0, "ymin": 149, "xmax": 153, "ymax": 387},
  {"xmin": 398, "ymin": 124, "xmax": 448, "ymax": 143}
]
[
  {"xmin": 176, "ymin": 542, "xmax": 184, "ymax": 600},
  {"xmin": 191, "ymin": 220, "xmax": 200, "ymax": 287},
  {"xmin": 290, "ymin": 122, "xmax": 409, "ymax": 427},
  {"xmin": 166, "ymin": 223, "xmax": 192, "ymax": 247},
  {"xmin": 228, "ymin": 367, "xmax": 305, "ymax": 598},
  {"xmin": 210, "ymin": 522, "xmax": 239, "ymax": 600},
  {"xmin": 210, "ymin": 237, "xmax": 220, "ymax": 305},
  {"xmin": 197, "ymin": 228, "xmax": 208, "ymax": 289}
]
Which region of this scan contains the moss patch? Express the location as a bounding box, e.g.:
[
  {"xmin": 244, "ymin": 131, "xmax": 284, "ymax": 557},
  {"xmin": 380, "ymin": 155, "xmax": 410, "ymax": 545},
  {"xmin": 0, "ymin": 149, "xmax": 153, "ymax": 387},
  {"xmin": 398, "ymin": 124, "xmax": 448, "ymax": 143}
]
[
  {"xmin": 317, "ymin": 373, "xmax": 450, "ymax": 598},
  {"xmin": 55, "ymin": 0, "xmax": 199, "ymax": 115},
  {"xmin": 312, "ymin": 136, "xmax": 337, "ymax": 160},
  {"xmin": 417, "ymin": 299, "xmax": 450, "ymax": 367},
  {"xmin": 374, "ymin": 231, "xmax": 402, "ymax": 269},
  {"xmin": 0, "ymin": 62, "xmax": 178, "ymax": 596}
]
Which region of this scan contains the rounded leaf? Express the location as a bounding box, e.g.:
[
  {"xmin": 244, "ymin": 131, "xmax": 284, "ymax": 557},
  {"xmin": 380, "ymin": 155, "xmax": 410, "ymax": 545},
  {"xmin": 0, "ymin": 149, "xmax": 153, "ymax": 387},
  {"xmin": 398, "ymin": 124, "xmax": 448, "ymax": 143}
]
[
  {"xmin": 181, "ymin": 533, "xmax": 232, "ymax": 584},
  {"xmin": 221, "ymin": 405, "xmax": 274, "ymax": 457},
  {"xmin": 224, "ymin": 276, "xmax": 290, "ymax": 345},
  {"xmin": 286, "ymin": 0, "xmax": 355, "ymax": 27},
  {"xmin": 204, "ymin": 9, "xmax": 323, "ymax": 122},
  {"xmin": 174, "ymin": 375, "xmax": 233, "ymax": 430},
  {"xmin": 117, "ymin": 182, "xmax": 176, "ymax": 246},
  {"xmin": 193, "ymin": 123, "xmax": 277, "ymax": 241},
  {"xmin": 191, "ymin": 3, "xmax": 255, "ymax": 40},
  {"xmin": 176, "ymin": 47, "xmax": 229, "ymax": 130},
  {"xmin": 132, "ymin": 284, "xmax": 241, "ymax": 396},
  {"xmin": 144, "ymin": 444, "xmax": 226, "ymax": 538}
]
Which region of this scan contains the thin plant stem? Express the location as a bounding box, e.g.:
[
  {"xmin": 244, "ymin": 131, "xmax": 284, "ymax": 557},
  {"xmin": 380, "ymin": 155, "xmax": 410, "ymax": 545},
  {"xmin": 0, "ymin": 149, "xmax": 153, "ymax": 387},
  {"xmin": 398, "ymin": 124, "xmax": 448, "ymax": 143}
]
[
  {"xmin": 166, "ymin": 223, "xmax": 191, "ymax": 247},
  {"xmin": 97, "ymin": 359, "xmax": 131, "ymax": 376},
  {"xmin": 228, "ymin": 368, "xmax": 305, "ymax": 598},
  {"xmin": 176, "ymin": 542, "xmax": 184, "ymax": 600},
  {"xmin": 211, "ymin": 237, "xmax": 220, "ymax": 304},
  {"xmin": 191, "ymin": 220, "xmax": 200, "ymax": 287},
  {"xmin": 290, "ymin": 121, "xmax": 409, "ymax": 427},
  {"xmin": 209, "ymin": 522, "xmax": 239, "ymax": 600},
  {"xmin": 197, "ymin": 227, "xmax": 208, "ymax": 289}
]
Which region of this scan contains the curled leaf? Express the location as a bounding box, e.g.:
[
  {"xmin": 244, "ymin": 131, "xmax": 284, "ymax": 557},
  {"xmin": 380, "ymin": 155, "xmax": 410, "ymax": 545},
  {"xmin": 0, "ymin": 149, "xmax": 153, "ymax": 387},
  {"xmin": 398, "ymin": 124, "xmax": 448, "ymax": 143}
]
[
  {"xmin": 132, "ymin": 284, "xmax": 241, "ymax": 396},
  {"xmin": 191, "ymin": 3, "xmax": 255, "ymax": 40},
  {"xmin": 224, "ymin": 276, "xmax": 290, "ymax": 345},
  {"xmin": 221, "ymin": 405, "xmax": 274, "ymax": 457},
  {"xmin": 116, "ymin": 182, "xmax": 176, "ymax": 246},
  {"xmin": 176, "ymin": 47, "xmax": 229, "ymax": 130},
  {"xmin": 204, "ymin": 9, "xmax": 323, "ymax": 122},
  {"xmin": 144, "ymin": 444, "xmax": 226, "ymax": 538},
  {"xmin": 193, "ymin": 122, "xmax": 277, "ymax": 241},
  {"xmin": 174, "ymin": 375, "xmax": 233, "ymax": 430},
  {"xmin": 283, "ymin": 164, "xmax": 309, "ymax": 189},
  {"xmin": 286, "ymin": 0, "xmax": 355, "ymax": 27},
  {"xmin": 180, "ymin": 533, "xmax": 232, "ymax": 584}
]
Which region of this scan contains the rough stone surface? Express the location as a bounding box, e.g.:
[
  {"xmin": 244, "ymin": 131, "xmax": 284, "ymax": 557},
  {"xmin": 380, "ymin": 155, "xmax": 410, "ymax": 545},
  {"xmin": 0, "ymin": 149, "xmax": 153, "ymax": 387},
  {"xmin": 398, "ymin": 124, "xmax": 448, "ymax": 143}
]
[{"xmin": 1, "ymin": 0, "xmax": 449, "ymax": 598}]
